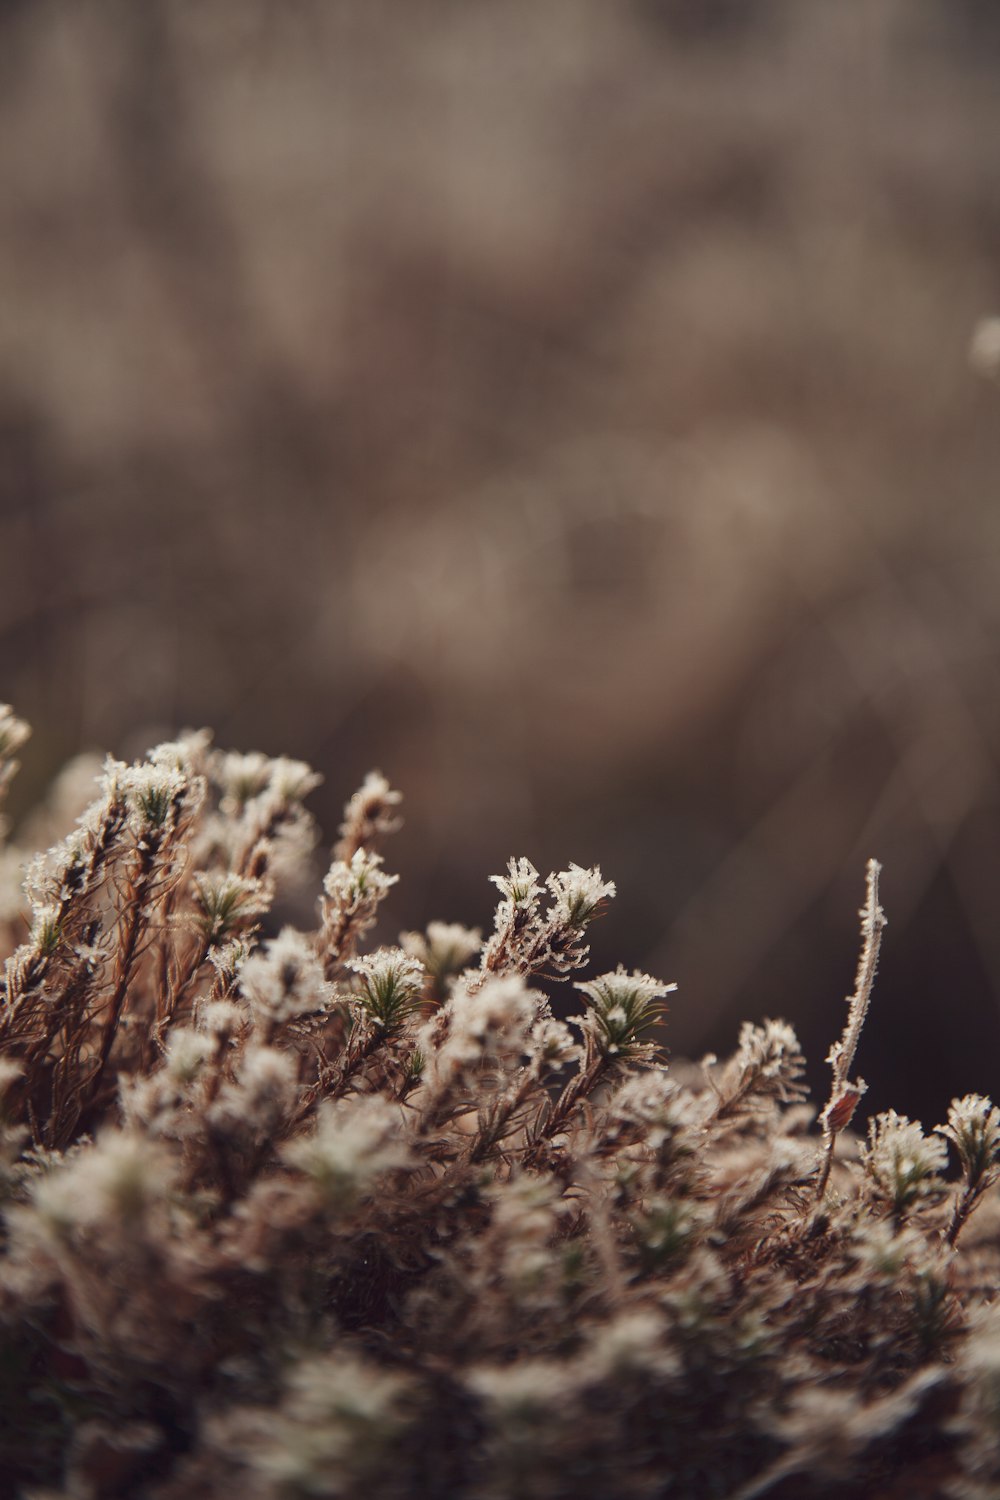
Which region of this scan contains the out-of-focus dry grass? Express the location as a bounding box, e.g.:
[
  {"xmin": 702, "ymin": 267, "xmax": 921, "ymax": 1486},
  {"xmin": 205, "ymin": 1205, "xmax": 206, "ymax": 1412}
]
[{"xmin": 2, "ymin": 0, "xmax": 1000, "ymax": 1117}]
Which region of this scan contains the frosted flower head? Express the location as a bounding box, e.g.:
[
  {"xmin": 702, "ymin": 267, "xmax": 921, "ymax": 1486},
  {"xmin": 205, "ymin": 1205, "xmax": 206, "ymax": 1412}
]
[
  {"xmin": 849, "ymin": 1220, "xmax": 934, "ymax": 1281},
  {"xmin": 32, "ymin": 1130, "xmax": 174, "ymax": 1235},
  {"xmin": 347, "ymin": 947, "xmax": 425, "ymax": 1031},
  {"xmin": 573, "ymin": 966, "xmax": 674, "ymax": 1058},
  {"xmin": 163, "ymin": 1027, "xmax": 214, "ymax": 1086},
  {"xmin": 605, "ymin": 1070, "xmax": 697, "ymax": 1154},
  {"xmin": 736, "ymin": 1019, "xmax": 803, "ymax": 1081},
  {"xmin": 239, "ymin": 927, "xmax": 333, "ymax": 1024},
  {"xmin": 211, "ymin": 1046, "xmax": 297, "ymax": 1137},
  {"xmin": 529, "ymin": 1017, "xmax": 579, "ymax": 1073},
  {"xmin": 490, "ymin": 856, "xmax": 542, "ymax": 909},
  {"xmin": 193, "ymin": 871, "xmax": 271, "ymax": 943},
  {"xmin": 216, "ymin": 751, "xmax": 273, "ymax": 809},
  {"xmin": 197, "ymin": 998, "xmax": 247, "ymax": 1039},
  {"xmin": 337, "ymin": 770, "xmax": 403, "ymax": 853},
  {"xmin": 728, "ymin": 1019, "xmax": 809, "ymax": 1113},
  {"xmin": 457, "ymin": 973, "xmax": 536, "ymax": 1042},
  {"xmin": 434, "ymin": 975, "xmax": 539, "ymax": 1076},
  {"xmin": 399, "ymin": 921, "xmax": 482, "ymax": 979},
  {"xmin": 147, "ymin": 730, "xmax": 213, "ymax": 778},
  {"xmin": 546, "ymin": 863, "xmax": 616, "ymax": 927},
  {"xmin": 861, "ymin": 1110, "xmax": 948, "ymax": 1214},
  {"xmin": 324, "ymin": 847, "xmax": 397, "ymax": 903},
  {"xmin": 283, "ymin": 1095, "xmax": 411, "ymax": 1208},
  {"xmin": 111, "ymin": 760, "xmax": 192, "ymax": 837},
  {"xmin": 268, "ymin": 757, "xmax": 322, "ymax": 805},
  {"xmin": 208, "ymin": 936, "xmax": 250, "ymax": 972},
  {"xmin": 936, "ymin": 1094, "xmax": 1000, "ymax": 1189}
]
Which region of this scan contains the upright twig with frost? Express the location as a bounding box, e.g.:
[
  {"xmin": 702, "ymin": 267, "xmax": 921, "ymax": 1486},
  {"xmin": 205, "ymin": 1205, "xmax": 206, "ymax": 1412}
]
[{"xmin": 815, "ymin": 857, "xmax": 886, "ymax": 1200}]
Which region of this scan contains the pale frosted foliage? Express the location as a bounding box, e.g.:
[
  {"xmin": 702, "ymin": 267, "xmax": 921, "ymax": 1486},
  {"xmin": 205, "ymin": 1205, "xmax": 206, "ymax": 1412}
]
[
  {"xmin": 112, "ymin": 760, "xmax": 198, "ymax": 836},
  {"xmin": 545, "ymin": 863, "xmax": 616, "ymax": 927},
  {"xmin": 209, "ymin": 1046, "xmax": 298, "ymax": 1137},
  {"xmin": 207, "ymin": 937, "xmax": 251, "ymax": 987},
  {"xmin": 32, "ymin": 1129, "xmax": 174, "ymax": 1234},
  {"xmin": 323, "ymin": 847, "xmax": 398, "ymax": 906},
  {"xmin": 400, "ymin": 920, "xmax": 482, "ymax": 979},
  {"xmin": 335, "ymin": 769, "xmax": 403, "ymax": 861},
  {"xmin": 937, "ymin": 1093, "xmax": 1000, "ymax": 1186},
  {"xmin": 2, "ymin": 726, "xmax": 1000, "ymax": 1500},
  {"xmin": 163, "ymin": 1026, "xmax": 214, "ymax": 1084},
  {"xmin": 239, "ymin": 927, "xmax": 333, "ymax": 1025},
  {"xmin": 216, "ymin": 751, "xmax": 320, "ymax": 811},
  {"xmin": 198, "ymin": 997, "xmax": 247, "ymax": 1037},
  {"xmin": 573, "ymin": 966, "xmax": 674, "ymax": 1059},
  {"xmin": 0, "ymin": 1055, "xmax": 21, "ymax": 1097},
  {"xmin": 267, "ymin": 757, "xmax": 323, "ymax": 805},
  {"xmin": 218, "ymin": 1354, "xmax": 413, "ymax": 1498},
  {"xmin": 0, "ymin": 845, "xmax": 26, "ymax": 922},
  {"xmin": 347, "ymin": 946, "xmax": 425, "ymax": 1030},
  {"xmin": 148, "ymin": 730, "xmax": 214, "ymax": 778},
  {"xmin": 490, "ymin": 855, "xmax": 543, "ymax": 911},
  {"xmin": 629, "ymin": 1195, "xmax": 704, "ymax": 1271},
  {"xmin": 481, "ymin": 856, "xmax": 617, "ymax": 985},
  {"xmin": 733, "ymin": 1019, "xmax": 806, "ymax": 1094},
  {"xmin": 443, "ymin": 975, "xmax": 537, "ymax": 1065},
  {"xmin": 0, "ymin": 704, "xmax": 30, "ymax": 830},
  {"xmin": 193, "ymin": 871, "xmax": 271, "ymax": 942},
  {"xmin": 321, "ymin": 848, "xmax": 399, "ymax": 960},
  {"xmin": 955, "ymin": 1305, "xmax": 1000, "ymax": 1492},
  {"xmin": 282, "ymin": 1094, "xmax": 411, "ymax": 1207},
  {"xmin": 528, "ymin": 1017, "xmax": 579, "ymax": 1073},
  {"xmin": 709, "ymin": 1019, "xmax": 808, "ymax": 1123},
  {"xmin": 415, "ymin": 974, "xmax": 552, "ymax": 1108},
  {"xmin": 848, "ymin": 1220, "xmax": 938, "ymax": 1281},
  {"xmin": 488, "ymin": 1174, "xmax": 566, "ymax": 1293},
  {"xmin": 604, "ymin": 1070, "xmax": 699, "ymax": 1154},
  {"xmin": 860, "ymin": 1110, "xmax": 948, "ymax": 1213},
  {"xmin": 215, "ymin": 750, "xmax": 276, "ymax": 809}
]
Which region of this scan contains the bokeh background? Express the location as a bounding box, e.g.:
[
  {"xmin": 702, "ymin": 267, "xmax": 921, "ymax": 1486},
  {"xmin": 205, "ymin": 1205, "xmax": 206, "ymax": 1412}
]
[{"xmin": 3, "ymin": 0, "xmax": 1000, "ymax": 1121}]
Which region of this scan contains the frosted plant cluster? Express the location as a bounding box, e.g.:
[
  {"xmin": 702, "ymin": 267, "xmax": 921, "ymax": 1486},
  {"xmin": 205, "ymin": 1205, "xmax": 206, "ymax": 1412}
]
[{"xmin": 0, "ymin": 707, "xmax": 999, "ymax": 1499}]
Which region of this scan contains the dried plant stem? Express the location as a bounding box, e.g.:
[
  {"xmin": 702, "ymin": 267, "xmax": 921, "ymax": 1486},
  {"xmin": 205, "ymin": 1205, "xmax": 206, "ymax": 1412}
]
[
  {"xmin": 468, "ymin": 1070, "xmax": 540, "ymax": 1163},
  {"xmin": 75, "ymin": 843, "xmax": 161, "ymax": 1137},
  {"xmin": 520, "ymin": 1051, "xmax": 609, "ymax": 1169},
  {"xmin": 946, "ymin": 1182, "xmax": 983, "ymax": 1248},
  {"xmin": 815, "ymin": 858, "xmax": 886, "ymax": 1200}
]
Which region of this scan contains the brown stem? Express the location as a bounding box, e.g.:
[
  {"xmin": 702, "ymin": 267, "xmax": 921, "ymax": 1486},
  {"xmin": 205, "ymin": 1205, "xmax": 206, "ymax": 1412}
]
[{"xmin": 73, "ymin": 845, "xmax": 156, "ymax": 1138}]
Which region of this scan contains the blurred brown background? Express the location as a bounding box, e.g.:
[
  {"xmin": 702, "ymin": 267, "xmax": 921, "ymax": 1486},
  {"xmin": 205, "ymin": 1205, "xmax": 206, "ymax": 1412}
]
[{"xmin": 3, "ymin": 0, "xmax": 1000, "ymax": 1120}]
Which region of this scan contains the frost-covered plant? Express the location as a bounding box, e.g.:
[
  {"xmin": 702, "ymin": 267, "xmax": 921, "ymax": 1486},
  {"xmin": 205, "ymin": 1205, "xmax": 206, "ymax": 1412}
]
[
  {"xmin": 936, "ymin": 1093, "xmax": 1000, "ymax": 1245},
  {"xmin": 860, "ymin": 1110, "xmax": 948, "ymax": 1219},
  {"xmin": 1, "ymin": 711, "xmax": 1000, "ymax": 1500},
  {"xmin": 705, "ymin": 1017, "xmax": 808, "ymax": 1125}
]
